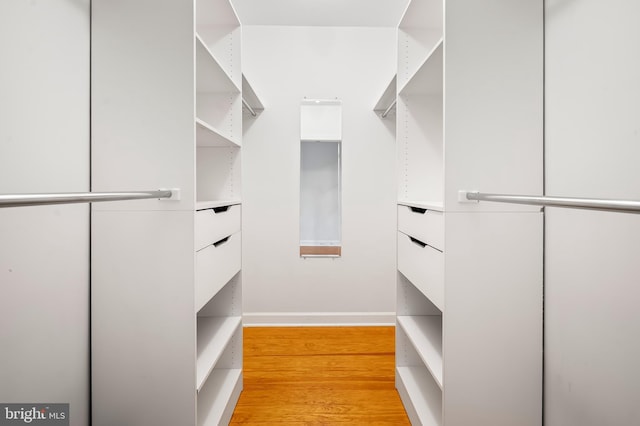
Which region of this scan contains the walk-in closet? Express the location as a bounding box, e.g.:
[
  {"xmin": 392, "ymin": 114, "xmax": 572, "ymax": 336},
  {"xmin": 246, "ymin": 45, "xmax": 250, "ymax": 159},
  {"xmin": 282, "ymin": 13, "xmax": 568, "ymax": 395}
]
[{"xmin": 1, "ymin": 0, "xmax": 639, "ymax": 425}]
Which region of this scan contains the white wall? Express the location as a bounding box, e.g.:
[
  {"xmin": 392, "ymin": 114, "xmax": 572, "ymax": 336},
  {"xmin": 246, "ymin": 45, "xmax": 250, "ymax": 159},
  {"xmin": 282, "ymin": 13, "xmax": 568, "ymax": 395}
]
[
  {"xmin": 544, "ymin": 1, "xmax": 640, "ymax": 425},
  {"xmin": 0, "ymin": 1, "xmax": 90, "ymax": 425},
  {"xmin": 242, "ymin": 26, "xmax": 397, "ymax": 325}
]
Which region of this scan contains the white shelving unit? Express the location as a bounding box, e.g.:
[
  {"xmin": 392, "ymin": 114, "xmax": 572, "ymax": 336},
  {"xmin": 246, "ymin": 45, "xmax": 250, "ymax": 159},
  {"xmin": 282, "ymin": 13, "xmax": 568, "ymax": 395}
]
[
  {"xmin": 397, "ymin": 315, "xmax": 442, "ymax": 388},
  {"xmin": 396, "ymin": 366, "xmax": 443, "ymax": 426},
  {"xmin": 396, "ymin": 271, "xmax": 443, "ymax": 425},
  {"xmin": 195, "ymin": 34, "xmax": 241, "ymax": 95},
  {"xmin": 197, "ymin": 368, "xmax": 243, "ymax": 426},
  {"xmin": 196, "ymin": 273, "xmax": 243, "ymax": 425},
  {"xmin": 196, "ymin": 315, "xmax": 242, "ymax": 391},
  {"xmin": 374, "ymin": 75, "xmax": 397, "ymax": 118},
  {"xmin": 242, "ymin": 74, "xmax": 264, "ymax": 117},
  {"xmin": 397, "ymin": 0, "xmax": 443, "ymax": 92},
  {"xmin": 394, "ymin": 0, "xmax": 544, "ymax": 425},
  {"xmin": 196, "ymin": 118, "xmax": 240, "ymax": 148},
  {"xmin": 90, "ymin": 0, "xmax": 261, "ymax": 425},
  {"xmin": 398, "ymin": 40, "xmax": 443, "ymax": 96},
  {"xmin": 396, "ymin": 20, "xmax": 443, "ymax": 208}
]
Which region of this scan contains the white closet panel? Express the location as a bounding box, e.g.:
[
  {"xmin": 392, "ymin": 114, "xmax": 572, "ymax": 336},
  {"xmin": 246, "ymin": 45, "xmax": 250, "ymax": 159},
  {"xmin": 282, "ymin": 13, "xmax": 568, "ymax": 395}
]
[
  {"xmin": 91, "ymin": 0, "xmax": 252, "ymax": 424},
  {"xmin": 393, "ymin": 1, "xmax": 543, "ymax": 424},
  {"xmin": 0, "ymin": 2, "xmax": 90, "ymax": 423}
]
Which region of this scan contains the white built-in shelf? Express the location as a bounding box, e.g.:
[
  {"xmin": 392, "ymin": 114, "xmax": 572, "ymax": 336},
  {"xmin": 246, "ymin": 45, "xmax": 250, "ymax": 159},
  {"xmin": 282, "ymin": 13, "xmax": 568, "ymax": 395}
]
[
  {"xmin": 196, "ymin": 34, "xmax": 241, "ymax": 94},
  {"xmin": 396, "ymin": 366, "xmax": 442, "ymax": 426},
  {"xmin": 399, "ymin": 39, "xmax": 443, "ymax": 96},
  {"xmin": 196, "ymin": 200, "xmax": 241, "ymax": 211},
  {"xmin": 399, "ymin": 0, "xmax": 443, "ymax": 30},
  {"xmin": 196, "ymin": 118, "xmax": 240, "ymax": 147},
  {"xmin": 374, "ymin": 75, "xmax": 397, "ymax": 116},
  {"xmin": 196, "ymin": 316, "xmax": 242, "ymax": 391},
  {"xmin": 398, "ymin": 316, "xmax": 443, "ymax": 388},
  {"xmin": 197, "ymin": 368, "xmax": 243, "ymax": 426},
  {"xmin": 398, "ymin": 0, "xmax": 443, "ymax": 92},
  {"xmin": 242, "ymin": 74, "xmax": 264, "ymax": 114},
  {"xmin": 196, "ymin": 0, "xmax": 240, "ymax": 29},
  {"xmin": 398, "ymin": 200, "xmax": 444, "ymax": 212}
]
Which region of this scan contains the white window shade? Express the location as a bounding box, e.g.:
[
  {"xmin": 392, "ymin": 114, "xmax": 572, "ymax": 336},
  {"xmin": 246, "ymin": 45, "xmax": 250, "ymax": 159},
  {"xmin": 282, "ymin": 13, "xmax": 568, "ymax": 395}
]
[{"xmin": 300, "ymin": 99, "xmax": 342, "ymax": 141}]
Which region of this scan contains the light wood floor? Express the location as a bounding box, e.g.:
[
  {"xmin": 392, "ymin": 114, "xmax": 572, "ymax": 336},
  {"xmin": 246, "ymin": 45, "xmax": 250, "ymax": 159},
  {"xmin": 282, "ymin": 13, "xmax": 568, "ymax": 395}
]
[{"xmin": 229, "ymin": 326, "xmax": 410, "ymax": 425}]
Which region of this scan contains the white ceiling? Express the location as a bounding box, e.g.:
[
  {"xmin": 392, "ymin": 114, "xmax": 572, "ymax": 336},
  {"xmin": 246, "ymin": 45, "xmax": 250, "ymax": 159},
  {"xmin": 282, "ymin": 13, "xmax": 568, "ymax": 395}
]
[{"xmin": 230, "ymin": 0, "xmax": 410, "ymax": 27}]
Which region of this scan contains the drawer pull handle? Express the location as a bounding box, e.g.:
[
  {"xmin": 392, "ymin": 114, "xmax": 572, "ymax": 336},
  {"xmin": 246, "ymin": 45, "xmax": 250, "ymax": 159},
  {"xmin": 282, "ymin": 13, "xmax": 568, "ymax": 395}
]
[
  {"xmin": 409, "ymin": 206, "xmax": 427, "ymax": 214},
  {"xmin": 213, "ymin": 205, "xmax": 230, "ymax": 213},
  {"xmin": 409, "ymin": 236, "xmax": 427, "ymax": 248},
  {"xmin": 213, "ymin": 236, "xmax": 230, "ymax": 247}
]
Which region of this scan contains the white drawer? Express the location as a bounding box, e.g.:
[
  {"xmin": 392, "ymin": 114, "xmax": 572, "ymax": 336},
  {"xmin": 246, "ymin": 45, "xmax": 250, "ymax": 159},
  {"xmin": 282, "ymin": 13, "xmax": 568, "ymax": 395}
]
[
  {"xmin": 397, "ymin": 231, "xmax": 444, "ymax": 311},
  {"xmin": 195, "ymin": 231, "xmax": 241, "ymax": 312},
  {"xmin": 398, "ymin": 205, "xmax": 444, "ymax": 251},
  {"xmin": 195, "ymin": 204, "xmax": 241, "ymax": 251}
]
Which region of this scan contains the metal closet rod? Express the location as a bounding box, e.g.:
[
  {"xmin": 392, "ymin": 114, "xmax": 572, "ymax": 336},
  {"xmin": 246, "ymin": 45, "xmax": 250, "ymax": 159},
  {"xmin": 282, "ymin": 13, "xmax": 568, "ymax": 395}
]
[
  {"xmin": 0, "ymin": 190, "xmax": 174, "ymax": 208},
  {"xmin": 462, "ymin": 191, "xmax": 640, "ymax": 214},
  {"xmin": 381, "ymin": 99, "xmax": 396, "ymax": 119},
  {"xmin": 242, "ymin": 98, "xmax": 257, "ymax": 117}
]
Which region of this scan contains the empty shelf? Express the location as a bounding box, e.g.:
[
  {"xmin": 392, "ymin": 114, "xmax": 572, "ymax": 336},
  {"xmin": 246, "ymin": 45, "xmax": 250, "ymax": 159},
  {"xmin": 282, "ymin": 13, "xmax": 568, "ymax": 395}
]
[
  {"xmin": 197, "ymin": 368, "xmax": 243, "ymax": 426},
  {"xmin": 196, "ymin": 34, "xmax": 240, "ymax": 94},
  {"xmin": 399, "ymin": 39, "xmax": 443, "ymax": 96},
  {"xmin": 396, "ymin": 366, "xmax": 442, "ymax": 426},
  {"xmin": 398, "ymin": 315, "xmax": 443, "ymax": 388},
  {"xmin": 196, "ymin": 118, "xmax": 241, "ymax": 147},
  {"xmin": 196, "ymin": 316, "xmax": 242, "ymax": 391}
]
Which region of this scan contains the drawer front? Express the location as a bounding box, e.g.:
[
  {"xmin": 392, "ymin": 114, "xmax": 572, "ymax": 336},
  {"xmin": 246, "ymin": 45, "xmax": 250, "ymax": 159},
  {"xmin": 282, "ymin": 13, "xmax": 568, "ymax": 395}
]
[
  {"xmin": 398, "ymin": 205, "xmax": 444, "ymax": 251},
  {"xmin": 195, "ymin": 231, "xmax": 241, "ymax": 312},
  {"xmin": 397, "ymin": 231, "xmax": 444, "ymax": 311},
  {"xmin": 195, "ymin": 204, "xmax": 241, "ymax": 251}
]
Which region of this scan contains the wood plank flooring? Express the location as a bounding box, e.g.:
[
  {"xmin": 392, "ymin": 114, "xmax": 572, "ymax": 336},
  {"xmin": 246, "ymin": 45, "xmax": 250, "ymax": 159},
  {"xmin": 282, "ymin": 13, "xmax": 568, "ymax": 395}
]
[{"xmin": 229, "ymin": 326, "xmax": 410, "ymax": 425}]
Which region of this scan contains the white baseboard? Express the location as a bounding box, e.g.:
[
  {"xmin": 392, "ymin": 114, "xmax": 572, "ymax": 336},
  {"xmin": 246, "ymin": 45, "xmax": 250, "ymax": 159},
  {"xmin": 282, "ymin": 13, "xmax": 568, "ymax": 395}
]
[{"xmin": 242, "ymin": 312, "xmax": 396, "ymax": 327}]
